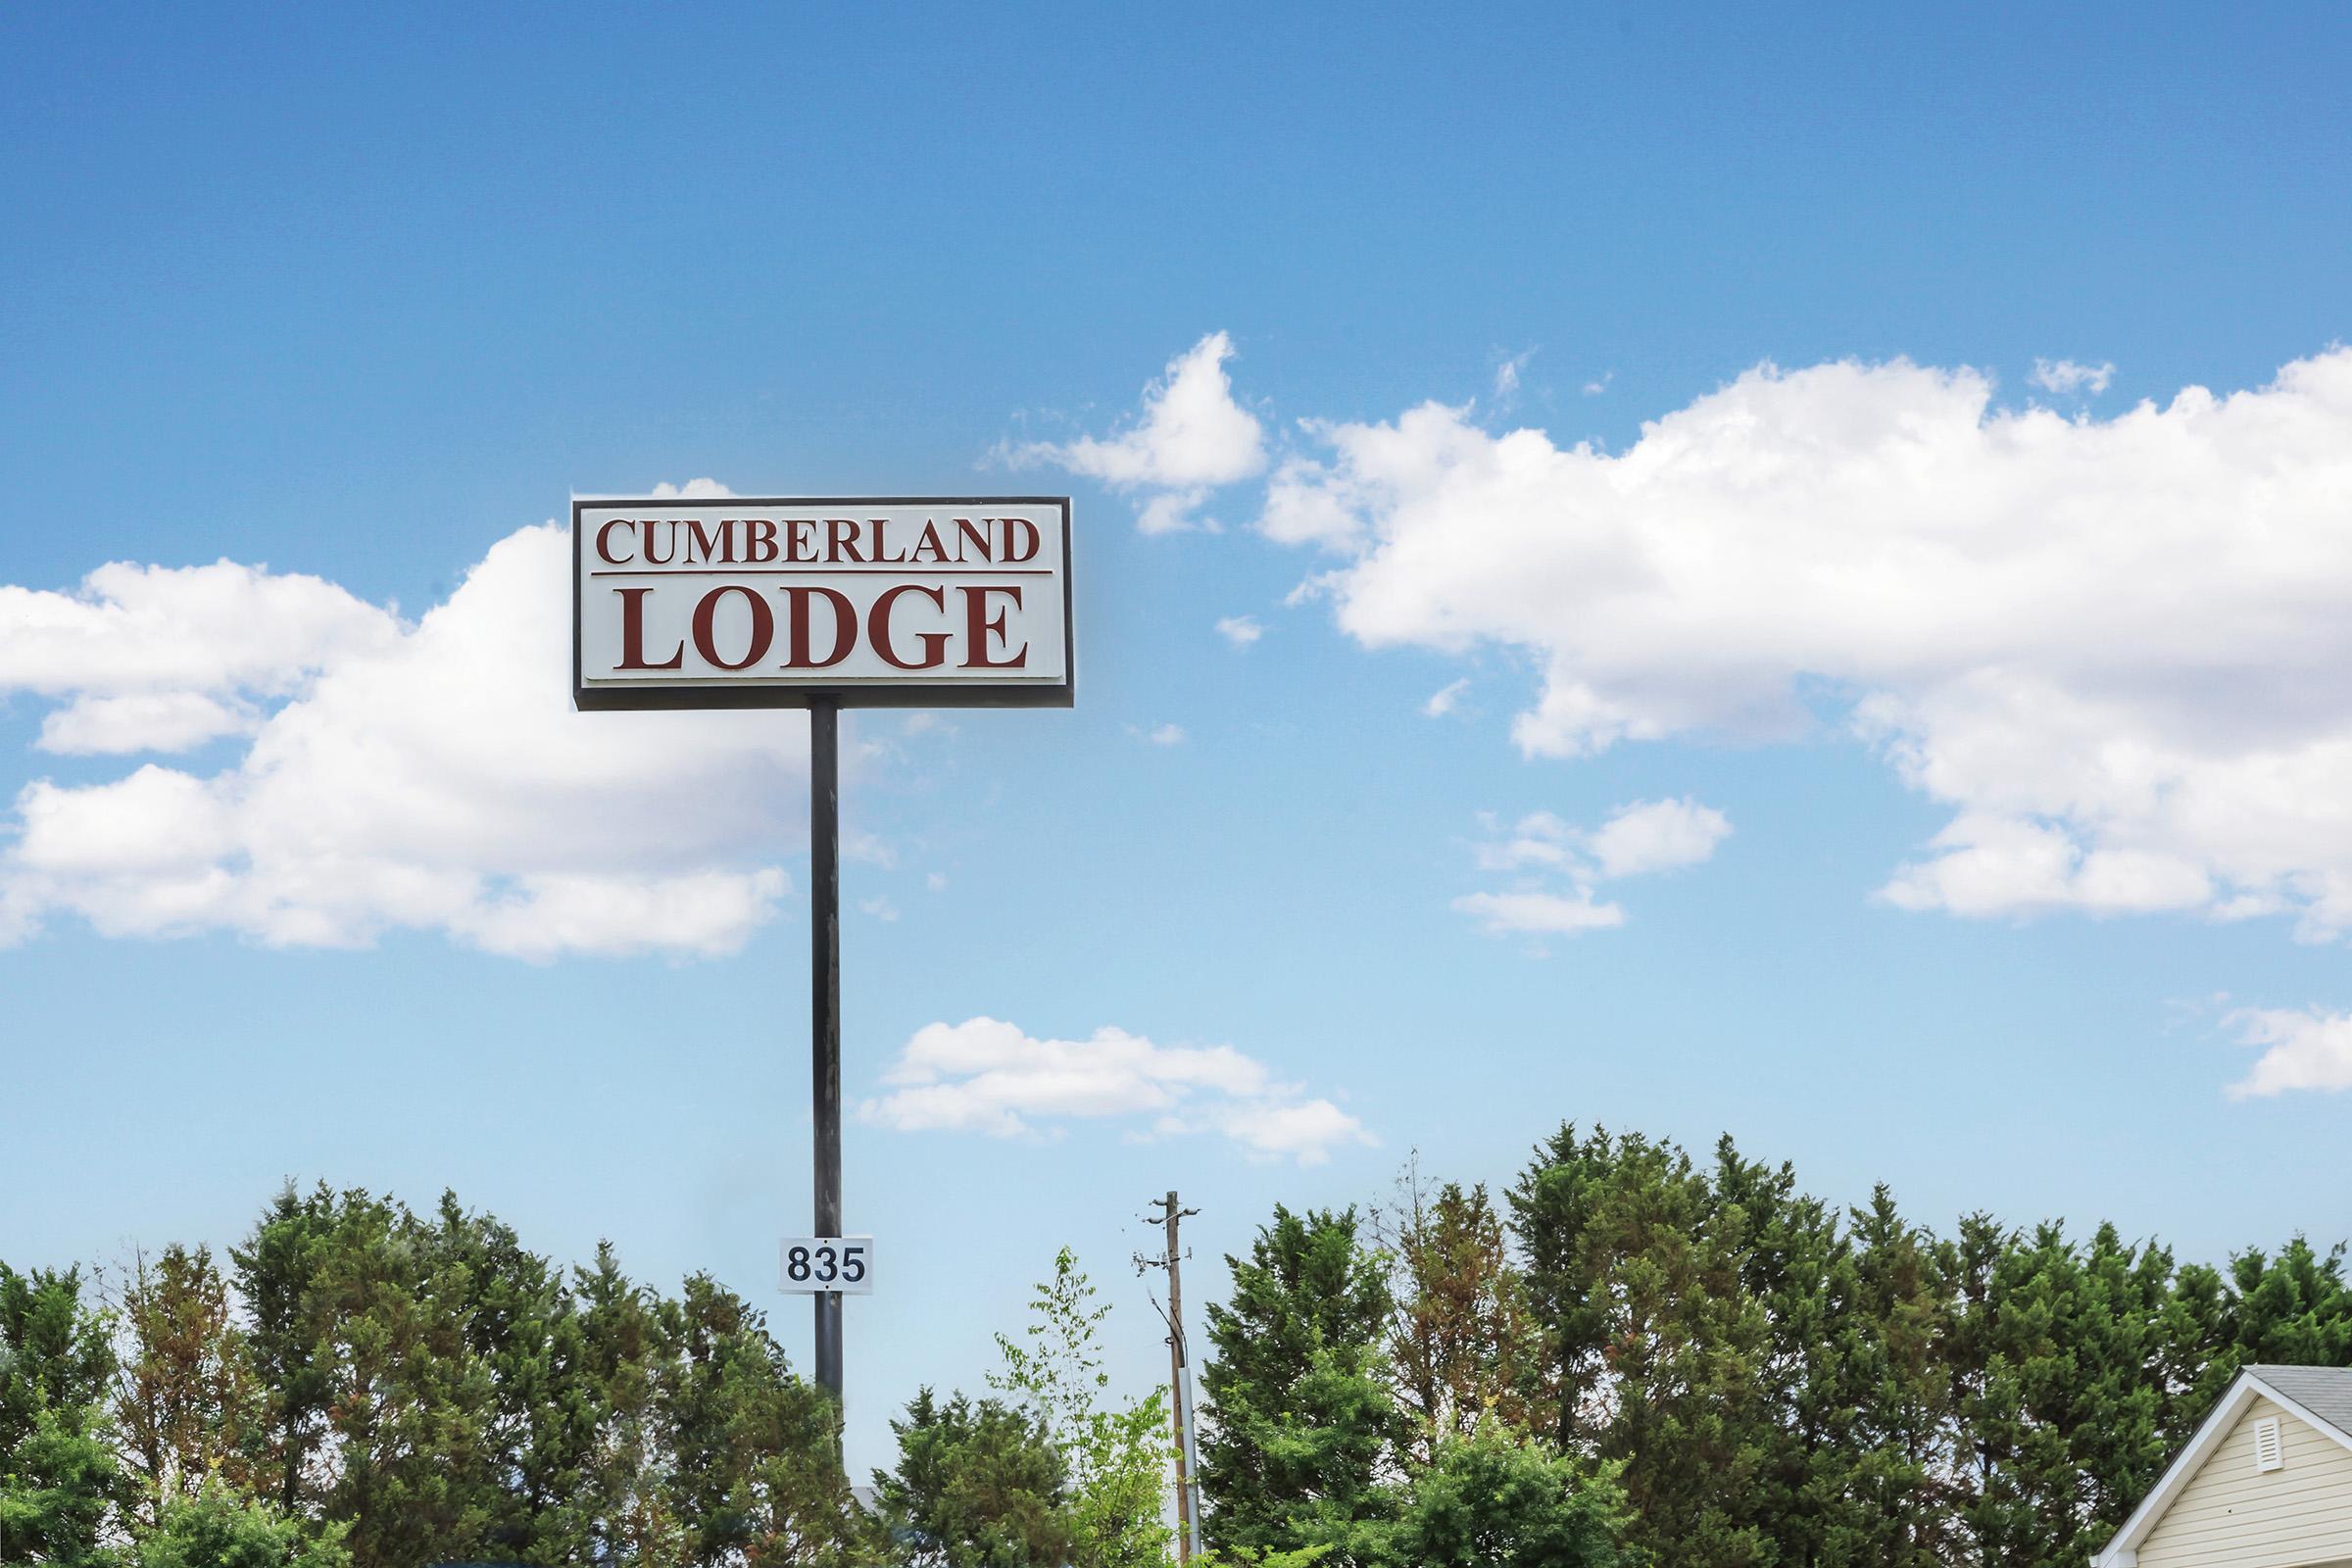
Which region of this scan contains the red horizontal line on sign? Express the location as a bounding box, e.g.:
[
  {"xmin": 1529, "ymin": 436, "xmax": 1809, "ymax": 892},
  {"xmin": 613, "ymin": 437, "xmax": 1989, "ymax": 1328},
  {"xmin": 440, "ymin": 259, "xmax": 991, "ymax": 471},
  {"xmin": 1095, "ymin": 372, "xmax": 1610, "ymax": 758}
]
[{"xmin": 588, "ymin": 568, "xmax": 1055, "ymax": 577}]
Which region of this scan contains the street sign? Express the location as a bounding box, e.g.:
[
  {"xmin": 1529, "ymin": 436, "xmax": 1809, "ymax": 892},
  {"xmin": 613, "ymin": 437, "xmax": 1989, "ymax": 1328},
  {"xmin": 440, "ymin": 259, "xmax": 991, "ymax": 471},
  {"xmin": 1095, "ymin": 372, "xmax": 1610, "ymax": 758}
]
[
  {"xmin": 572, "ymin": 496, "xmax": 1074, "ymax": 710},
  {"xmin": 780, "ymin": 1236, "xmax": 875, "ymax": 1295}
]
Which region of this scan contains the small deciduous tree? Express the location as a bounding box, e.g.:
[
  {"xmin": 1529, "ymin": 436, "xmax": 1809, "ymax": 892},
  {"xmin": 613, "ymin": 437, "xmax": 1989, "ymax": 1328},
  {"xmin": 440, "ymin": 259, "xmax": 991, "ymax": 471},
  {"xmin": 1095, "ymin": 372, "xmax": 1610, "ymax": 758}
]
[{"xmin": 990, "ymin": 1247, "xmax": 1173, "ymax": 1568}]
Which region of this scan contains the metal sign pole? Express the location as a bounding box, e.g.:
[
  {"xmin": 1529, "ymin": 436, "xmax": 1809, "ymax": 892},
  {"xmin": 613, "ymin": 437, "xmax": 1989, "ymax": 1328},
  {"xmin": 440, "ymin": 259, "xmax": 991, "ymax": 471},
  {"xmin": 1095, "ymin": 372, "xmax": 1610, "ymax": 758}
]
[{"xmin": 809, "ymin": 695, "xmax": 845, "ymax": 1405}]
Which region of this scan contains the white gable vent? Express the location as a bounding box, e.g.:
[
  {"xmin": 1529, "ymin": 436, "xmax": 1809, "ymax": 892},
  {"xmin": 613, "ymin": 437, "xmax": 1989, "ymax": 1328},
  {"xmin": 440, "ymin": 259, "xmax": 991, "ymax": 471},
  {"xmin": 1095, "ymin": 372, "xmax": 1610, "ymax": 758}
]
[{"xmin": 2253, "ymin": 1416, "xmax": 2285, "ymax": 1473}]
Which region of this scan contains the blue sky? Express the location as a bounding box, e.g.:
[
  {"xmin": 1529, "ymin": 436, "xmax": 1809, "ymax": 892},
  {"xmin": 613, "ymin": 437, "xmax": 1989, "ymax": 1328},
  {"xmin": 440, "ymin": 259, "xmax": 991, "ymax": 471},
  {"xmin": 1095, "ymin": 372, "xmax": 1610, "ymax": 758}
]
[{"xmin": 6, "ymin": 4, "xmax": 2352, "ymax": 1472}]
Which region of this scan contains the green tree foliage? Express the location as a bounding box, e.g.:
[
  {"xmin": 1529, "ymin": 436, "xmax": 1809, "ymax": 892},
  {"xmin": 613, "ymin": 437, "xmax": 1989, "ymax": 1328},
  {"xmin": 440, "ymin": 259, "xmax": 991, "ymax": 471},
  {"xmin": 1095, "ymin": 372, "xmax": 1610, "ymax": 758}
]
[
  {"xmin": 1200, "ymin": 1205, "xmax": 1402, "ymax": 1565},
  {"xmin": 0, "ymin": 1263, "xmax": 126, "ymax": 1566},
  {"xmin": 990, "ymin": 1248, "xmax": 1174, "ymax": 1568},
  {"xmin": 131, "ymin": 1484, "xmax": 350, "ymax": 1568},
  {"xmin": 1152, "ymin": 1123, "xmax": 2352, "ymax": 1568},
  {"xmin": 1382, "ymin": 1425, "xmax": 1626, "ymax": 1568},
  {"xmin": 6, "ymin": 1136, "xmax": 2347, "ymax": 1568},
  {"xmin": 660, "ymin": 1272, "xmax": 873, "ymax": 1567},
  {"xmin": 874, "ymin": 1387, "xmax": 1076, "ymax": 1568},
  {"xmin": 1509, "ymin": 1125, "xmax": 1779, "ymax": 1567},
  {"xmin": 224, "ymin": 1180, "xmax": 860, "ymax": 1568}
]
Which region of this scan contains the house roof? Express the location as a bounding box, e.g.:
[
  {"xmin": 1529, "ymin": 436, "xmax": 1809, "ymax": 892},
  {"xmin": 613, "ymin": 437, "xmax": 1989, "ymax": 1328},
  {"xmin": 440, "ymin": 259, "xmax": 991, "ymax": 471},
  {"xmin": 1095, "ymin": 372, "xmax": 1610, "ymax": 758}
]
[
  {"xmin": 2093, "ymin": 1364, "xmax": 2352, "ymax": 1567},
  {"xmin": 2245, "ymin": 1363, "xmax": 2352, "ymax": 1443}
]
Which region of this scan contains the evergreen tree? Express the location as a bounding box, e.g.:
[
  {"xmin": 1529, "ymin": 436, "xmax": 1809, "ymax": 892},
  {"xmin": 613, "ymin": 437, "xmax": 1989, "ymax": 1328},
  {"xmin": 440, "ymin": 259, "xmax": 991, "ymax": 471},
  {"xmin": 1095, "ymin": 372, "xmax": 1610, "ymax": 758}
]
[
  {"xmin": 424, "ymin": 1191, "xmax": 568, "ymax": 1558},
  {"xmin": 1376, "ymin": 1162, "xmax": 1537, "ymax": 1464},
  {"xmin": 1814, "ymin": 1187, "xmax": 1954, "ymax": 1568},
  {"xmin": 1509, "ymin": 1124, "xmax": 1778, "ymax": 1568},
  {"xmin": 305, "ymin": 1188, "xmax": 501, "ymax": 1566},
  {"xmin": 229, "ymin": 1184, "xmax": 338, "ymax": 1520},
  {"xmin": 2227, "ymin": 1236, "xmax": 2352, "ymax": 1368},
  {"xmin": 659, "ymin": 1272, "xmax": 869, "ymax": 1568},
  {"xmin": 875, "ymin": 1388, "xmax": 1075, "ymax": 1568},
  {"xmin": 568, "ymin": 1243, "xmax": 675, "ymax": 1562},
  {"xmin": 1381, "ymin": 1425, "xmax": 1626, "ymax": 1568},
  {"xmin": 0, "ymin": 1262, "xmax": 127, "ymax": 1566},
  {"xmin": 110, "ymin": 1244, "xmax": 263, "ymax": 1530},
  {"xmin": 1711, "ymin": 1135, "xmax": 1849, "ymax": 1568},
  {"xmin": 132, "ymin": 1482, "xmax": 351, "ymax": 1568},
  {"xmin": 1200, "ymin": 1205, "xmax": 1401, "ymax": 1564}
]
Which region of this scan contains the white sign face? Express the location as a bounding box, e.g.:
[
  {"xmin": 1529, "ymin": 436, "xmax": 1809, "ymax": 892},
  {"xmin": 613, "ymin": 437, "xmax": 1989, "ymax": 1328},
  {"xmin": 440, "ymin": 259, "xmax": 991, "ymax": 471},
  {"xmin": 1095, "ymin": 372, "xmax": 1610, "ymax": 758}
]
[
  {"xmin": 573, "ymin": 497, "xmax": 1073, "ymax": 710},
  {"xmin": 780, "ymin": 1235, "xmax": 875, "ymax": 1295}
]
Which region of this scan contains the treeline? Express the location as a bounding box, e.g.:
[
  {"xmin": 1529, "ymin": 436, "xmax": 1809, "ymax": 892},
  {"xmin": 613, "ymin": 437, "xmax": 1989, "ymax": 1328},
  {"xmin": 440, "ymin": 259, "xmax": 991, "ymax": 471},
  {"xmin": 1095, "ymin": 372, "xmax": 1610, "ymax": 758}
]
[
  {"xmin": 4, "ymin": 1186, "xmax": 1181, "ymax": 1568},
  {"xmin": 7, "ymin": 1125, "xmax": 2350, "ymax": 1567},
  {"xmin": 3, "ymin": 1184, "xmax": 871, "ymax": 1566},
  {"xmin": 1200, "ymin": 1124, "xmax": 2352, "ymax": 1568}
]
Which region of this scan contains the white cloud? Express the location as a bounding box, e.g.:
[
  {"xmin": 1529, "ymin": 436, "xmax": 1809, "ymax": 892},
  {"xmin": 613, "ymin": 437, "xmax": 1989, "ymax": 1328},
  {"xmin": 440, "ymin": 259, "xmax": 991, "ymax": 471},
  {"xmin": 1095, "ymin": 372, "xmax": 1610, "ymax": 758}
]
[
  {"xmin": 1585, "ymin": 796, "xmax": 1733, "ymax": 879},
  {"xmin": 1011, "ymin": 331, "xmax": 1266, "ymax": 533},
  {"xmin": 1230, "ymin": 345, "xmax": 2352, "ymax": 940},
  {"xmin": 1470, "ymin": 809, "xmax": 1577, "ymax": 872},
  {"xmin": 644, "ymin": 477, "xmax": 735, "ymax": 499},
  {"xmin": 2224, "ymin": 1005, "xmax": 2352, "ymax": 1097},
  {"xmin": 2031, "ymin": 358, "xmax": 2115, "ymax": 396},
  {"xmin": 1144, "ymin": 722, "xmax": 1186, "ymax": 746},
  {"xmin": 859, "ymin": 895, "xmax": 901, "ymax": 922},
  {"xmin": 859, "ymin": 1016, "xmax": 1376, "ymax": 1164},
  {"xmin": 37, "ymin": 692, "xmax": 259, "ymax": 755},
  {"xmin": 1494, "ymin": 350, "xmax": 1534, "ymax": 404},
  {"xmin": 0, "ymin": 523, "xmax": 807, "ymax": 958},
  {"xmin": 0, "ymin": 559, "xmax": 401, "ymax": 714},
  {"xmin": 1451, "ymin": 889, "xmax": 1625, "ymax": 935},
  {"xmin": 1135, "ymin": 491, "xmax": 1214, "ymax": 537},
  {"xmin": 1424, "ymin": 678, "xmax": 1470, "ymax": 717},
  {"xmin": 1214, "ymin": 614, "xmax": 1264, "ymax": 647},
  {"xmin": 1455, "ymin": 798, "xmax": 1728, "ymax": 942}
]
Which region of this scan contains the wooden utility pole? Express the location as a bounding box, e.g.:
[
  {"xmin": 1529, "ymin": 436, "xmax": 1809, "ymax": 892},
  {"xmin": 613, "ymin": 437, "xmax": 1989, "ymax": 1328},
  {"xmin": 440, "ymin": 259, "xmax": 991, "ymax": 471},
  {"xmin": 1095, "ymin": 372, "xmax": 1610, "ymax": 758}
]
[{"xmin": 1143, "ymin": 1191, "xmax": 1205, "ymax": 1562}]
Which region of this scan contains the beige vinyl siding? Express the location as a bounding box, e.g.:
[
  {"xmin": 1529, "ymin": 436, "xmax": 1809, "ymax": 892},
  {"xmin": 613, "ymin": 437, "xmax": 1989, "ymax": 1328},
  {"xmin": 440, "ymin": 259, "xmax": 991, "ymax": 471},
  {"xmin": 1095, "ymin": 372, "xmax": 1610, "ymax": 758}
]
[{"xmin": 2138, "ymin": 1397, "xmax": 2352, "ymax": 1568}]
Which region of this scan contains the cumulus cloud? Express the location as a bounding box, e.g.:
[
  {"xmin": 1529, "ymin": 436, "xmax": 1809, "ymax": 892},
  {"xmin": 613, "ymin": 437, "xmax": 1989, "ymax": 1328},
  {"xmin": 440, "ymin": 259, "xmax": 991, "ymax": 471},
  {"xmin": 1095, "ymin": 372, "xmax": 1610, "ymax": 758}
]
[
  {"xmin": 1456, "ymin": 798, "xmax": 1729, "ymax": 942},
  {"xmin": 859, "ymin": 1015, "xmax": 1376, "ymax": 1164},
  {"xmin": 0, "ymin": 524, "xmax": 807, "ymax": 958},
  {"xmin": 2225, "ymin": 1005, "xmax": 2352, "ymax": 1097},
  {"xmin": 1222, "ymin": 343, "xmax": 2352, "ymax": 945},
  {"xmin": 1011, "ymin": 331, "xmax": 1266, "ymax": 533},
  {"xmin": 1140, "ymin": 723, "xmax": 1186, "ymax": 746},
  {"xmin": 1585, "ymin": 797, "xmax": 1734, "ymax": 879},
  {"xmin": 2031, "ymin": 358, "xmax": 2115, "ymax": 396},
  {"xmin": 38, "ymin": 692, "xmax": 260, "ymax": 755},
  {"xmin": 0, "ymin": 559, "xmax": 401, "ymax": 722},
  {"xmin": 1214, "ymin": 614, "xmax": 1264, "ymax": 647}
]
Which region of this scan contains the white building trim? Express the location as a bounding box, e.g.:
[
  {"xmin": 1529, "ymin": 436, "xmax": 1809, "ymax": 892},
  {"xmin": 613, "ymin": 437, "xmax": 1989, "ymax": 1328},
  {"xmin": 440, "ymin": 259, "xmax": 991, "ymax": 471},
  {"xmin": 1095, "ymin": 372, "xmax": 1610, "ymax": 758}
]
[{"xmin": 2091, "ymin": 1370, "xmax": 2352, "ymax": 1567}]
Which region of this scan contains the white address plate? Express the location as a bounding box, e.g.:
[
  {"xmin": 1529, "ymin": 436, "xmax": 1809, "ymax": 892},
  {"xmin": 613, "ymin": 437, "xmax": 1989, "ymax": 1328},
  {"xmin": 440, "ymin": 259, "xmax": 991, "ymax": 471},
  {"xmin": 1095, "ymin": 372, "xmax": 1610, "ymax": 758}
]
[{"xmin": 779, "ymin": 1236, "xmax": 875, "ymax": 1295}]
